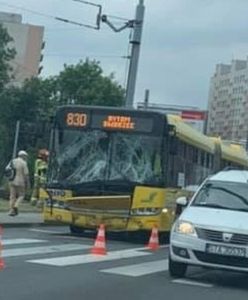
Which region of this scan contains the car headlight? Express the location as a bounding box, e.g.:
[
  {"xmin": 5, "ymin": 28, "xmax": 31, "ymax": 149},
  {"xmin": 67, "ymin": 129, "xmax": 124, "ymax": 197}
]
[{"xmin": 174, "ymin": 221, "xmax": 196, "ymax": 236}]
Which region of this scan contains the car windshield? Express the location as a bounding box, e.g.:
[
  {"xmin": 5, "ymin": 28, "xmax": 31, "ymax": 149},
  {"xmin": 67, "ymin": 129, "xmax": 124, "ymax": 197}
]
[
  {"xmin": 48, "ymin": 128, "xmax": 164, "ymax": 187},
  {"xmin": 191, "ymin": 181, "xmax": 248, "ymax": 212}
]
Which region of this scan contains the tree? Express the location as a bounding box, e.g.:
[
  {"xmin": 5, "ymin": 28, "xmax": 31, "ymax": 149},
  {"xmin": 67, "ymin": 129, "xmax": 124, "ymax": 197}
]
[
  {"xmin": 0, "ymin": 24, "xmax": 16, "ymax": 177},
  {"xmin": 0, "ymin": 58, "xmax": 125, "ymax": 182},
  {"xmin": 56, "ymin": 59, "xmax": 125, "ymax": 106},
  {"xmin": 0, "ymin": 24, "xmax": 16, "ymax": 90}
]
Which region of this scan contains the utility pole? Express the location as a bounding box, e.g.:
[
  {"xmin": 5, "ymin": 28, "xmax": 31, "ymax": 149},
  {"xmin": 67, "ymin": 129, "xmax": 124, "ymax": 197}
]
[
  {"xmin": 125, "ymin": 0, "xmax": 145, "ymax": 108},
  {"xmin": 12, "ymin": 120, "xmax": 20, "ymax": 159},
  {"xmin": 144, "ymin": 89, "xmax": 150, "ymax": 109},
  {"xmin": 61, "ymin": 0, "xmax": 145, "ymax": 108},
  {"xmin": 101, "ymin": 0, "xmax": 145, "ymax": 108}
]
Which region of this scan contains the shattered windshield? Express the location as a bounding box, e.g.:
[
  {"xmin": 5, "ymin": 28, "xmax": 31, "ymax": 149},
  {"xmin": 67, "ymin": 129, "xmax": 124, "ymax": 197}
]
[{"xmin": 48, "ymin": 128, "xmax": 163, "ymax": 187}]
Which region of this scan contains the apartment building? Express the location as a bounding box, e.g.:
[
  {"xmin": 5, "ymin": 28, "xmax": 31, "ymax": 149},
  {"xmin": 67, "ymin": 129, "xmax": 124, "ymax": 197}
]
[
  {"xmin": 207, "ymin": 59, "xmax": 248, "ymax": 145},
  {"xmin": 0, "ymin": 11, "xmax": 44, "ymax": 85}
]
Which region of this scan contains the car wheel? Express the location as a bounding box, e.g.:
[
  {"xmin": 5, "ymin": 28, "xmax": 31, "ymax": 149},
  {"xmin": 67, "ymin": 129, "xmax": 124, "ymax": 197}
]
[
  {"xmin": 69, "ymin": 225, "xmax": 85, "ymax": 235},
  {"xmin": 169, "ymin": 255, "xmax": 187, "ymax": 278}
]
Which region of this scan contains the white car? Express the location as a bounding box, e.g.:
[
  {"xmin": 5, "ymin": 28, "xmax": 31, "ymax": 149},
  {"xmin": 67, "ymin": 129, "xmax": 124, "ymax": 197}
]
[{"xmin": 169, "ymin": 169, "xmax": 248, "ymax": 278}]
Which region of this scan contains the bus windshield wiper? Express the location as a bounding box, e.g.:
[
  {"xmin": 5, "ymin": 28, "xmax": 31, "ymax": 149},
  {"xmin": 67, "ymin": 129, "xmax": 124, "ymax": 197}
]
[
  {"xmin": 46, "ymin": 181, "xmax": 70, "ymax": 190},
  {"xmin": 104, "ymin": 179, "xmax": 137, "ymax": 186}
]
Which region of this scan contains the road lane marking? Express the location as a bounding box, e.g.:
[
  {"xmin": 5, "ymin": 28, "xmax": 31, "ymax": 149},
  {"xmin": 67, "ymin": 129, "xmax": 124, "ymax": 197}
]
[
  {"xmin": 29, "ymin": 229, "xmax": 63, "ymax": 234},
  {"xmin": 101, "ymin": 259, "xmax": 168, "ymax": 277},
  {"xmin": 172, "ymin": 279, "xmax": 213, "ymax": 288},
  {"xmin": 138, "ymin": 245, "xmax": 169, "ymax": 250},
  {"xmin": 27, "ymin": 249, "xmax": 152, "ymax": 266},
  {"xmin": 2, "ymin": 239, "xmax": 48, "ymax": 246},
  {"xmin": 3, "ymin": 244, "xmax": 89, "ymax": 257}
]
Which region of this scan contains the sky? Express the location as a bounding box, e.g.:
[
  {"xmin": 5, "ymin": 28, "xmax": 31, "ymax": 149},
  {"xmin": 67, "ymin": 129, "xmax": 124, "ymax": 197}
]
[{"xmin": 1, "ymin": 0, "xmax": 248, "ymax": 109}]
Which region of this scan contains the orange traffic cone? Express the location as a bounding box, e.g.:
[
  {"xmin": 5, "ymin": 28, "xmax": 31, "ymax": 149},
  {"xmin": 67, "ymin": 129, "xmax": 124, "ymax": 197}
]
[
  {"xmin": 147, "ymin": 225, "xmax": 160, "ymax": 251},
  {"xmin": 0, "ymin": 258, "xmax": 5, "ymax": 270},
  {"xmin": 90, "ymin": 224, "xmax": 107, "ymax": 255},
  {"xmin": 0, "ymin": 226, "xmax": 5, "ymax": 270}
]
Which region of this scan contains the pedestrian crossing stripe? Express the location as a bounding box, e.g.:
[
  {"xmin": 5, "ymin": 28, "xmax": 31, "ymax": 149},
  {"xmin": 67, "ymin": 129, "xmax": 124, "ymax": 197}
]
[
  {"xmin": 27, "ymin": 249, "xmax": 152, "ymax": 266},
  {"xmin": 172, "ymin": 279, "xmax": 214, "ymax": 288},
  {"xmin": 100, "ymin": 259, "xmax": 168, "ymax": 277},
  {"xmin": 3, "ymin": 244, "xmax": 90, "ymax": 257},
  {"xmin": 2, "ymin": 239, "xmax": 48, "ymax": 246},
  {"xmin": 29, "ymin": 229, "xmax": 62, "ymax": 234},
  {"xmin": 0, "ymin": 239, "xmax": 214, "ymax": 282}
]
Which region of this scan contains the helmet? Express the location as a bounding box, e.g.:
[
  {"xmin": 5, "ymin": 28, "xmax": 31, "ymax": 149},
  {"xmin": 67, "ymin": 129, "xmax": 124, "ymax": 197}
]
[
  {"xmin": 18, "ymin": 150, "xmax": 28, "ymax": 157},
  {"xmin": 38, "ymin": 149, "xmax": 49, "ymax": 159}
]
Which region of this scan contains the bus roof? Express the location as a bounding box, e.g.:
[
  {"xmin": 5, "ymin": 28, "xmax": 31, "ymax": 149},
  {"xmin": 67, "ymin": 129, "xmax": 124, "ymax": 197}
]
[
  {"xmin": 167, "ymin": 114, "xmax": 215, "ymax": 153},
  {"xmin": 167, "ymin": 114, "xmax": 248, "ymax": 166},
  {"xmin": 210, "ymin": 137, "xmax": 248, "ymax": 167},
  {"xmin": 56, "ymin": 105, "xmax": 165, "ymax": 118}
]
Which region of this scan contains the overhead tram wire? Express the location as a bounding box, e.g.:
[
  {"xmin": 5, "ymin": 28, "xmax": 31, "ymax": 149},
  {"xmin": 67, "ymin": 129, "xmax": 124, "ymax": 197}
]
[
  {"xmin": 0, "ymin": 2, "xmax": 56, "ymax": 19},
  {"xmin": 72, "ymin": 0, "xmax": 100, "ymax": 8},
  {"xmin": 45, "ymin": 53, "xmax": 127, "ymax": 59},
  {"xmin": 1, "ymin": 0, "xmax": 133, "ymax": 90},
  {"xmin": 0, "ymin": 1, "xmax": 98, "ymax": 30},
  {"xmin": 105, "ymin": 15, "xmax": 130, "ymax": 22}
]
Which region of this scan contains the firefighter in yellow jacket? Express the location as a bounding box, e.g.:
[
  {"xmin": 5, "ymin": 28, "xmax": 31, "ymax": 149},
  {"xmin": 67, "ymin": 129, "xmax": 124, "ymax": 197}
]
[{"xmin": 31, "ymin": 149, "xmax": 49, "ymax": 206}]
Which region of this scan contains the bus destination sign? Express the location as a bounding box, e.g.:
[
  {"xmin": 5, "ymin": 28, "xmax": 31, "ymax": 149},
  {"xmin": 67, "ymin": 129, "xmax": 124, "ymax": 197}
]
[
  {"xmin": 62, "ymin": 109, "xmax": 154, "ymax": 133},
  {"xmin": 103, "ymin": 115, "xmax": 135, "ymax": 130}
]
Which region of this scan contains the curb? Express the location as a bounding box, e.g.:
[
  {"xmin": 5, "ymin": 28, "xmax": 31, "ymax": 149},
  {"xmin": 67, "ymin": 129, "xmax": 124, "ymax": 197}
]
[
  {"xmin": 1, "ymin": 223, "xmax": 48, "ymax": 228},
  {"xmin": 1, "ymin": 223, "xmax": 65, "ymax": 228},
  {"xmin": 0, "ymin": 220, "xmax": 64, "ymax": 228}
]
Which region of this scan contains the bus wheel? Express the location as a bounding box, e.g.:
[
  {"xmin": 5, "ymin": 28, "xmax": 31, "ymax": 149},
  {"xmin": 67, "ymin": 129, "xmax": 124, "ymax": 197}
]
[
  {"xmin": 69, "ymin": 225, "xmax": 85, "ymax": 236},
  {"xmin": 168, "ymin": 255, "xmax": 187, "ymax": 278}
]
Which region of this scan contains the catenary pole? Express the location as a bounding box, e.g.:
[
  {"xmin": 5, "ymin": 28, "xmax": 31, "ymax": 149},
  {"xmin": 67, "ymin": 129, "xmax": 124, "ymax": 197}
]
[
  {"xmin": 125, "ymin": 0, "xmax": 145, "ymax": 108},
  {"xmin": 12, "ymin": 120, "xmax": 20, "ymax": 159}
]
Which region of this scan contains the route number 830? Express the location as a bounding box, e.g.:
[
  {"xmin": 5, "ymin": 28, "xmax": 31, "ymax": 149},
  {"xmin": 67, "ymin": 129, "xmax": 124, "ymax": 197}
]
[{"xmin": 66, "ymin": 113, "xmax": 87, "ymax": 127}]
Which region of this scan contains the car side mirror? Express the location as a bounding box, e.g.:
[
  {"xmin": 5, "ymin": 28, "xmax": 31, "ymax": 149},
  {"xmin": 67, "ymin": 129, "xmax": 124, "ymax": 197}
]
[
  {"xmin": 175, "ymin": 196, "xmax": 188, "ymax": 219},
  {"xmin": 176, "ymin": 196, "xmax": 188, "ymax": 206}
]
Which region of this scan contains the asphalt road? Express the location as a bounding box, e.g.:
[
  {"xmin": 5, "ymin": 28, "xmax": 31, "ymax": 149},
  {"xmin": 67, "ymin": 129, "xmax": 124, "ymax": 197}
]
[{"xmin": 0, "ymin": 226, "xmax": 248, "ymax": 300}]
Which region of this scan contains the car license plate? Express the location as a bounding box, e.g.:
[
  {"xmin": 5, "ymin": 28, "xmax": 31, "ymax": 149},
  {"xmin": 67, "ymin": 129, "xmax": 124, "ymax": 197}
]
[{"xmin": 206, "ymin": 244, "xmax": 246, "ymax": 257}]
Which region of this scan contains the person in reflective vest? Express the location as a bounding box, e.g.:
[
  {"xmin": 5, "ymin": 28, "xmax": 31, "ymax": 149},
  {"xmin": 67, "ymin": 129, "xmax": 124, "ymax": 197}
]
[{"xmin": 31, "ymin": 149, "xmax": 49, "ymax": 206}]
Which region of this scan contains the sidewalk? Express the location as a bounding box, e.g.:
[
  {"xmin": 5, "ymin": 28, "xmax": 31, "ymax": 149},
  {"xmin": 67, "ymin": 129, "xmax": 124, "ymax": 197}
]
[
  {"xmin": 0, "ymin": 212, "xmax": 44, "ymax": 227},
  {"xmin": 0, "ymin": 198, "xmax": 46, "ymax": 227}
]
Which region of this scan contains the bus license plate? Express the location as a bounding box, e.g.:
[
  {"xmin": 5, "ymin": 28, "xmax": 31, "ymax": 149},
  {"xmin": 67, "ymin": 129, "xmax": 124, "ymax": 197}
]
[{"xmin": 206, "ymin": 244, "xmax": 246, "ymax": 257}]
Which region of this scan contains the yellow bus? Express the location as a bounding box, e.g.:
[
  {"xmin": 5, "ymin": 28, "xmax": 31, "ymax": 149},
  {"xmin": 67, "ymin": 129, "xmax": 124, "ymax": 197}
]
[{"xmin": 43, "ymin": 106, "xmax": 248, "ymax": 235}]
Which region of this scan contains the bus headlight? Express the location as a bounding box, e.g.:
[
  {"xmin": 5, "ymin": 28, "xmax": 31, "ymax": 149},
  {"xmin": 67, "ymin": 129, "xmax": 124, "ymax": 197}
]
[
  {"xmin": 130, "ymin": 208, "xmax": 161, "ymax": 216},
  {"xmin": 174, "ymin": 221, "xmax": 196, "ymax": 236}
]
